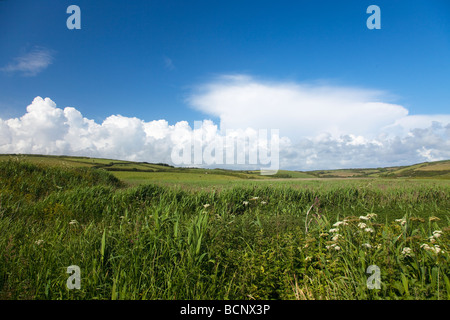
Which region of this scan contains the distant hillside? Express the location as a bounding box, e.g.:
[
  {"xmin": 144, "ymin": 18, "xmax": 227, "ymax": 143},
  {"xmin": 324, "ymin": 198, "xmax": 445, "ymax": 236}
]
[
  {"xmin": 379, "ymin": 160, "xmax": 450, "ymax": 179},
  {"xmin": 0, "ymin": 154, "xmax": 271, "ymax": 181},
  {"xmin": 0, "ymin": 154, "xmax": 449, "ymax": 180},
  {"xmin": 308, "ymin": 160, "xmax": 450, "ymax": 179}
]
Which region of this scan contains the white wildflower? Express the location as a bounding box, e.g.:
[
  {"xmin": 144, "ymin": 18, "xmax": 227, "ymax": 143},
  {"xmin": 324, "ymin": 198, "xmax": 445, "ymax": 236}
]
[
  {"xmin": 332, "ymin": 234, "xmax": 341, "ymax": 242},
  {"xmin": 364, "ymin": 228, "xmax": 374, "ymax": 233},
  {"xmin": 432, "ymin": 230, "xmax": 442, "ymax": 238},
  {"xmin": 401, "ymin": 247, "xmax": 412, "ymax": 256},
  {"xmin": 366, "ymin": 213, "xmax": 377, "ymax": 219},
  {"xmin": 326, "ymin": 243, "xmax": 341, "ymax": 251},
  {"xmin": 358, "ymin": 222, "xmax": 367, "ymax": 229},
  {"xmin": 359, "ymin": 216, "xmax": 370, "ymax": 221},
  {"xmin": 421, "ymin": 244, "xmax": 444, "ymax": 254},
  {"xmin": 35, "ymin": 240, "xmax": 44, "ymax": 245},
  {"xmin": 433, "ymin": 245, "xmax": 442, "ymax": 254},
  {"xmin": 329, "ymin": 228, "xmax": 339, "ymax": 233},
  {"xmin": 362, "ymin": 243, "xmax": 372, "ymax": 249},
  {"xmin": 243, "ymin": 201, "xmax": 249, "ymax": 206},
  {"xmin": 395, "ymin": 218, "xmax": 406, "ymax": 226},
  {"xmin": 250, "ymin": 197, "xmax": 259, "ymax": 201},
  {"xmin": 428, "ymin": 230, "xmax": 443, "ymax": 243},
  {"xmin": 261, "ymin": 201, "xmax": 267, "ymax": 205},
  {"xmin": 203, "ymin": 204, "xmax": 210, "ymax": 208}
]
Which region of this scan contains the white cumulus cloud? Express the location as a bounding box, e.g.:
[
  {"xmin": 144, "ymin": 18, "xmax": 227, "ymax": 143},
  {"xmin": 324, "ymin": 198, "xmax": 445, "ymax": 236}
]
[
  {"xmin": 186, "ymin": 74, "xmax": 450, "ymax": 169},
  {"xmin": 187, "ymin": 74, "xmax": 416, "ymax": 140},
  {"xmin": 0, "ymin": 75, "xmax": 449, "ymax": 171}
]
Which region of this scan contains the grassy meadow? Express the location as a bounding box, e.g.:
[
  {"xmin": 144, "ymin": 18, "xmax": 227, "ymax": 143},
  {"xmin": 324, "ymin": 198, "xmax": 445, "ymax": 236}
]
[{"xmin": 0, "ymin": 155, "xmax": 449, "ymax": 300}]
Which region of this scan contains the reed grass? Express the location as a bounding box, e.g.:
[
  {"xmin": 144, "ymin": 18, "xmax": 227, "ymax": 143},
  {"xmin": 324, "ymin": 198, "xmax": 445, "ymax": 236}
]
[{"xmin": 0, "ymin": 160, "xmax": 449, "ymax": 299}]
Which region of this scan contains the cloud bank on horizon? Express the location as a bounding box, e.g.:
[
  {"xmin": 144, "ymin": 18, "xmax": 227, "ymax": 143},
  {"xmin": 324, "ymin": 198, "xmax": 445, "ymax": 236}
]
[{"xmin": 0, "ymin": 75, "xmax": 449, "ymax": 170}]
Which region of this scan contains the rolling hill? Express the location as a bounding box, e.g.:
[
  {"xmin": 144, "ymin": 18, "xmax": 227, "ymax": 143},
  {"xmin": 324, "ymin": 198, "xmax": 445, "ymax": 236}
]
[
  {"xmin": 308, "ymin": 160, "xmax": 450, "ymax": 179},
  {"xmin": 0, "ymin": 154, "xmax": 449, "ymax": 181}
]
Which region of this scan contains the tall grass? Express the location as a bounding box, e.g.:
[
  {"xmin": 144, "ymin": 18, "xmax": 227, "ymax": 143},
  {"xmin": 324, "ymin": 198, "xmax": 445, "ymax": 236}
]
[{"xmin": 0, "ymin": 160, "xmax": 449, "ymax": 299}]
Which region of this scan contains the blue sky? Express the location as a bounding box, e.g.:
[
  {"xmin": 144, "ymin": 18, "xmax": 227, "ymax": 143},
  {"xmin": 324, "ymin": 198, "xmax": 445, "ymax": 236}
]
[{"xmin": 0, "ymin": 0, "xmax": 449, "ymax": 169}]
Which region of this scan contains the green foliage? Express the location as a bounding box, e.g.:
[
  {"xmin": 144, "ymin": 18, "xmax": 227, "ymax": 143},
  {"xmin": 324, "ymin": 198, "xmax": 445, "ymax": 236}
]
[{"xmin": 0, "ymin": 159, "xmax": 449, "ymax": 300}]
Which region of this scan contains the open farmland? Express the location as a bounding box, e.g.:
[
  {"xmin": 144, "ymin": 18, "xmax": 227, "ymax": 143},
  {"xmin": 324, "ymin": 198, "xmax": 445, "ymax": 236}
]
[{"xmin": 0, "ymin": 155, "xmax": 449, "ymax": 300}]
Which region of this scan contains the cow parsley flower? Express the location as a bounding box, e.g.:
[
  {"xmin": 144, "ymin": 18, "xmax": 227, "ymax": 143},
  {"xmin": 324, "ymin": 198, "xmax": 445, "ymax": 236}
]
[
  {"xmin": 395, "ymin": 218, "xmax": 406, "ymax": 226},
  {"xmin": 326, "ymin": 243, "xmax": 341, "ymax": 251},
  {"xmin": 401, "ymin": 247, "xmax": 412, "ymax": 256},
  {"xmin": 332, "ymin": 234, "xmax": 341, "ymax": 242},
  {"xmin": 421, "ymin": 244, "xmax": 444, "ymax": 254},
  {"xmin": 333, "ymin": 221, "xmax": 348, "ymax": 227},
  {"xmin": 432, "ymin": 230, "xmax": 442, "ymax": 238},
  {"xmin": 429, "ymin": 230, "xmax": 442, "ymax": 243},
  {"xmin": 433, "ymin": 245, "xmax": 443, "ymax": 254},
  {"xmin": 358, "ymin": 222, "xmax": 367, "ymax": 229}
]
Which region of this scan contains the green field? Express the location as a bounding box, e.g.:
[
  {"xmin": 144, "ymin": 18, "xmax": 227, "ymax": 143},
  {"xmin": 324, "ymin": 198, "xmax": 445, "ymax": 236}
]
[
  {"xmin": 0, "ymin": 155, "xmax": 449, "ymax": 300},
  {"xmin": 2, "ymin": 153, "xmax": 449, "ymax": 185}
]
